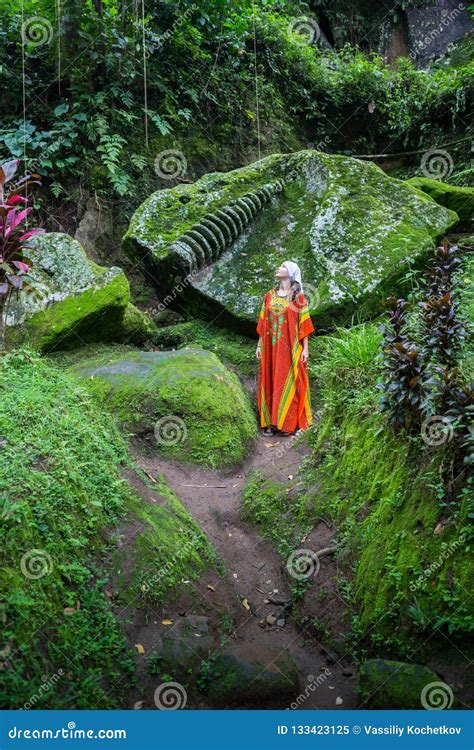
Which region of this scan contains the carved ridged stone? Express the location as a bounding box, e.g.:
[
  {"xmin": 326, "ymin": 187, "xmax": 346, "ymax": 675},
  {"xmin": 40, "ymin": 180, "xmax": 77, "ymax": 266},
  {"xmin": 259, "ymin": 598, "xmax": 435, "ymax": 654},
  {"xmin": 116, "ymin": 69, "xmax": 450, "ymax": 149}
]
[{"xmin": 168, "ymin": 179, "xmax": 284, "ymax": 274}]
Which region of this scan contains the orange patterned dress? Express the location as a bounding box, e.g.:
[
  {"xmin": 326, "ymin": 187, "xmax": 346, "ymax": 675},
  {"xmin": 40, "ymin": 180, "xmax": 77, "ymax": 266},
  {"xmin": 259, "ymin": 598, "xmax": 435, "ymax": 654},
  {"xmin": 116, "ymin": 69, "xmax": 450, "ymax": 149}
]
[{"xmin": 257, "ymin": 288, "xmax": 314, "ymax": 433}]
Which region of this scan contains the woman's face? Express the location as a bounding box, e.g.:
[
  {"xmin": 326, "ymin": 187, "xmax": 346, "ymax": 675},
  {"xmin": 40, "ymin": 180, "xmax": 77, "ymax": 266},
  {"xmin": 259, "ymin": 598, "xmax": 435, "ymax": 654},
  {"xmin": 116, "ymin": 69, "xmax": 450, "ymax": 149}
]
[{"xmin": 275, "ymin": 264, "xmax": 289, "ymax": 279}]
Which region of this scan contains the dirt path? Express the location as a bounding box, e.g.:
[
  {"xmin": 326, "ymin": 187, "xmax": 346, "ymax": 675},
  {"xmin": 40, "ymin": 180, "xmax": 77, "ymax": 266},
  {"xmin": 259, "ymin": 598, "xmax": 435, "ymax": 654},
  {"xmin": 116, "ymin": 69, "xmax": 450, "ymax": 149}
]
[{"xmin": 124, "ymin": 428, "xmax": 358, "ymax": 710}]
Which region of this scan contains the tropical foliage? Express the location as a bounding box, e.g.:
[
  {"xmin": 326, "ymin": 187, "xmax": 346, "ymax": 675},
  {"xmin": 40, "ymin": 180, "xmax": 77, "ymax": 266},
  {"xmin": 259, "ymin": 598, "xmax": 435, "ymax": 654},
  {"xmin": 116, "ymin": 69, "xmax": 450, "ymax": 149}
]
[{"xmin": 0, "ymin": 159, "xmax": 43, "ymax": 350}]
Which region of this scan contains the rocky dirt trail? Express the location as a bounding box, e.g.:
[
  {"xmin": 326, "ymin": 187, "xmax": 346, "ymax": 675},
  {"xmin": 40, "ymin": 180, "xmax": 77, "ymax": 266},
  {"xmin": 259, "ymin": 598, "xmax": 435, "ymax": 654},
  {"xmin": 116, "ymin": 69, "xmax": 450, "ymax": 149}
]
[{"xmin": 123, "ymin": 425, "xmax": 359, "ymax": 710}]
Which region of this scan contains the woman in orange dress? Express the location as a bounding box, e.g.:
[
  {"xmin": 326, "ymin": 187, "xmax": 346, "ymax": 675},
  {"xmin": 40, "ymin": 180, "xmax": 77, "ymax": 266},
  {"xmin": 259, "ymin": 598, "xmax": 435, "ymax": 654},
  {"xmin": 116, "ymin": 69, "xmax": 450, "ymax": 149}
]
[{"xmin": 256, "ymin": 261, "xmax": 315, "ymax": 436}]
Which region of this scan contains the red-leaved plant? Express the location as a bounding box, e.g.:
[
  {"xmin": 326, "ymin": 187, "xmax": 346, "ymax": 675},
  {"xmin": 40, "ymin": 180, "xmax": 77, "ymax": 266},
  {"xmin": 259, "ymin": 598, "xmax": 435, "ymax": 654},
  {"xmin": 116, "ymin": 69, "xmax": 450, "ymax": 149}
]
[{"xmin": 0, "ymin": 160, "xmax": 44, "ymax": 351}]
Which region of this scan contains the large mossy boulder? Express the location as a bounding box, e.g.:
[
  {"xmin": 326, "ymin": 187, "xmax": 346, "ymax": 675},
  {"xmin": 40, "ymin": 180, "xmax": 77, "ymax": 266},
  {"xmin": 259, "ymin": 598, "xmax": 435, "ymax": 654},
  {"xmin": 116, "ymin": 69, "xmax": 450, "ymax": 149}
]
[
  {"xmin": 6, "ymin": 232, "xmax": 157, "ymax": 351},
  {"xmin": 407, "ymin": 177, "xmax": 474, "ymax": 225},
  {"xmin": 359, "ymin": 660, "xmax": 446, "ymax": 709},
  {"xmin": 70, "ymin": 348, "xmax": 257, "ymax": 467},
  {"xmin": 123, "ymin": 150, "xmax": 458, "ymax": 333}
]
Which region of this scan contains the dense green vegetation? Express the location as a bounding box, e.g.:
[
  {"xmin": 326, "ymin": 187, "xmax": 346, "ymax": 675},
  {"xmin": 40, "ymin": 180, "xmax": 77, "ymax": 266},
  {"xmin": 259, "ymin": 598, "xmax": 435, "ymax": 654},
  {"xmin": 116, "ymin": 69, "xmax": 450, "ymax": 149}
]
[
  {"xmin": 1, "ymin": 0, "xmax": 472, "ymax": 712},
  {"xmin": 0, "ymin": 0, "xmax": 471, "ymax": 232},
  {"xmin": 0, "ymin": 350, "xmax": 216, "ymax": 707}
]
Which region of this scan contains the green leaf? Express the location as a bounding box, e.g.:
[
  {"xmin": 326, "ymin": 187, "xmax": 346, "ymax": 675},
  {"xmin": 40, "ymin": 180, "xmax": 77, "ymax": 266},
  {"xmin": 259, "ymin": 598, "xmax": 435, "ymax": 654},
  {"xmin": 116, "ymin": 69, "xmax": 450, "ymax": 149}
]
[{"xmin": 54, "ymin": 103, "xmax": 70, "ymax": 116}]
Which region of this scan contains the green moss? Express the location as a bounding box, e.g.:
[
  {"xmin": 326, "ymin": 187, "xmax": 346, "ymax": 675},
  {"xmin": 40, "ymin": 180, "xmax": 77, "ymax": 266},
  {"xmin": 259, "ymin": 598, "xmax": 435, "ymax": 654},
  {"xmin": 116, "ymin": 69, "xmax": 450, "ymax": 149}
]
[
  {"xmin": 151, "ymin": 320, "xmax": 256, "ymax": 377},
  {"xmin": 407, "ymin": 177, "xmax": 473, "ymax": 224},
  {"xmin": 358, "ymin": 660, "xmax": 441, "ymax": 709},
  {"xmin": 205, "ymin": 647, "xmax": 299, "ymax": 705},
  {"xmin": 303, "ymin": 321, "xmax": 473, "ymax": 649},
  {"xmin": 119, "ymin": 303, "xmax": 161, "ymax": 345},
  {"xmin": 242, "ymin": 319, "xmax": 473, "ymax": 652},
  {"xmin": 5, "ymin": 232, "xmax": 141, "ymax": 352},
  {"xmin": 0, "ymin": 350, "xmax": 219, "ymax": 708},
  {"xmin": 123, "ymin": 152, "xmax": 289, "ymax": 254},
  {"xmin": 114, "ymin": 476, "xmax": 218, "ymax": 604},
  {"xmin": 0, "ymin": 350, "xmax": 135, "ymax": 708},
  {"xmin": 8, "ymin": 270, "xmax": 130, "ymax": 352},
  {"xmin": 242, "ymin": 471, "xmax": 310, "ymax": 563},
  {"xmin": 69, "ymin": 348, "xmax": 257, "ymax": 467}
]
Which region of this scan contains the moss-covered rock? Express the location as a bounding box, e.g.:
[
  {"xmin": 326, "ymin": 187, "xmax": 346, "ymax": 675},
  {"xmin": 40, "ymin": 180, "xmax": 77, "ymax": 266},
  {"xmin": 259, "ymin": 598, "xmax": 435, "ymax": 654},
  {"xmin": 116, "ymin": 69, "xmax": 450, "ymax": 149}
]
[
  {"xmin": 358, "ymin": 660, "xmax": 444, "ymax": 709},
  {"xmin": 69, "ymin": 348, "xmax": 257, "ymax": 467},
  {"xmin": 120, "ymin": 304, "xmax": 161, "ymax": 345},
  {"xmin": 6, "ymin": 232, "xmax": 158, "ymax": 351},
  {"xmin": 407, "ymin": 177, "xmax": 474, "ymax": 225},
  {"xmin": 124, "ymin": 150, "xmax": 458, "ymax": 333},
  {"xmin": 155, "ymin": 615, "xmax": 214, "ymax": 671},
  {"xmin": 206, "ymin": 644, "xmax": 299, "ymax": 706},
  {"xmin": 113, "ymin": 478, "xmax": 218, "ymax": 604},
  {"xmin": 0, "ymin": 349, "xmax": 217, "ymax": 708},
  {"xmin": 151, "ymin": 320, "xmax": 257, "ymax": 377}
]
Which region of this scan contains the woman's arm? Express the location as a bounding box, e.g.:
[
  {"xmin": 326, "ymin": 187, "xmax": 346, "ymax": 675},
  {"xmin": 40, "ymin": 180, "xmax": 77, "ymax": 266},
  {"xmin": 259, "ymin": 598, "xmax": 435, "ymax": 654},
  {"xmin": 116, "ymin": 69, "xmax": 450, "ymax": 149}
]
[
  {"xmin": 300, "ymin": 336, "xmax": 309, "ymax": 364},
  {"xmin": 256, "ymin": 336, "xmax": 262, "ymax": 360}
]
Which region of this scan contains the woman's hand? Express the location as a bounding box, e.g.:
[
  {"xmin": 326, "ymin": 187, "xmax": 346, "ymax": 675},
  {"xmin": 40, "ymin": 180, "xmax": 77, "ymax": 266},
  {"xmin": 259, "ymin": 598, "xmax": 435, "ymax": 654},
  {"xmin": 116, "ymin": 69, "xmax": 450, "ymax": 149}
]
[
  {"xmin": 256, "ymin": 343, "xmax": 261, "ymax": 360},
  {"xmin": 300, "ymin": 346, "xmax": 309, "ymax": 365}
]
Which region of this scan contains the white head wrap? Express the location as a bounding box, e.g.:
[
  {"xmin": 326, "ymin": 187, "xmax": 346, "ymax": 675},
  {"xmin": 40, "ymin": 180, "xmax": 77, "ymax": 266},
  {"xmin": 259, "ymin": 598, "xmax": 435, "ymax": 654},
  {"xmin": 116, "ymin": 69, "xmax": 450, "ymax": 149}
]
[{"xmin": 283, "ymin": 261, "xmax": 303, "ymax": 293}]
